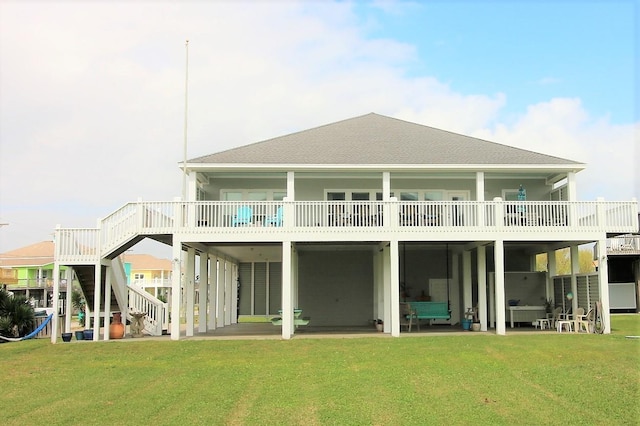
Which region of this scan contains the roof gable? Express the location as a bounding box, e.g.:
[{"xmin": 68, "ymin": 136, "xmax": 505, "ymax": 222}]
[{"xmin": 190, "ymin": 113, "xmax": 582, "ymax": 166}]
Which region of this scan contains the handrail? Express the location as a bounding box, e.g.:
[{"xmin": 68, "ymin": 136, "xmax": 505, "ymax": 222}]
[
  {"xmin": 54, "ymin": 200, "xmax": 639, "ymax": 262},
  {"xmin": 128, "ymin": 283, "xmax": 168, "ymax": 336}
]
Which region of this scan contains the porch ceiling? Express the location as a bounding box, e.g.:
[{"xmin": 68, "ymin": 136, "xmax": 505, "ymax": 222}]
[{"xmin": 194, "ymin": 240, "xmax": 599, "ymax": 263}]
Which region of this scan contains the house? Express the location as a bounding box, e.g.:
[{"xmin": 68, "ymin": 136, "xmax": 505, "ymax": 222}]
[
  {"xmin": 51, "ymin": 113, "xmax": 638, "ymax": 342},
  {"xmin": 0, "ymin": 241, "xmax": 73, "ymax": 310},
  {"xmin": 122, "ymin": 253, "xmax": 172, "ymax": 300}
]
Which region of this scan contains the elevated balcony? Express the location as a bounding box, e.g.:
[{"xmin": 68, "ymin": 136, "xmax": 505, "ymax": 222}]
[{"xmin": 55, "ymin": 199, "xmax": 638, "ymax": 263}]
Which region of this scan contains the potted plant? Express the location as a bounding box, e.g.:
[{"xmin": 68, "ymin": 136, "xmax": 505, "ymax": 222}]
[
  {"xmin": 544, "ymin": 298, "xmax": 554, "ymax": 314},
  {"xmin": 375, "ymin": 319, "xmax": 383, "ymax": 332}
]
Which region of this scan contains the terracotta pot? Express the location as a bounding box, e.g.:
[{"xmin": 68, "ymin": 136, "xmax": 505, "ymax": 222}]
[{"xmin": 109, "ymin": 312, "xmax": 125, "ymax": 339}]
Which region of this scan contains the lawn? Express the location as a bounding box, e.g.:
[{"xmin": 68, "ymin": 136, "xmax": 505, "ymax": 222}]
[{"xmin": 1, "ymin": 315, "xmax": 638, "ymax": 425}]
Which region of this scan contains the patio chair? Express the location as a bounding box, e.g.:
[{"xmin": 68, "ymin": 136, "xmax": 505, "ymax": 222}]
[
  {"xmin": 400, "ymin": 302, "xmax": 418, "ymax": 332},
  {"xmin": 232, "ymin": 206, "xmax": 253, "ymax": 226},
  {"xmin": 575, "ymin": 308, "xmax": 593, "ymax": 333},
  {"xmin": 264, "ymin": 206, "xmax": 283, "ymax": 227},
  {"xmin": 548, "ymin": 307, "xmax": 562, "ymax": 329}
]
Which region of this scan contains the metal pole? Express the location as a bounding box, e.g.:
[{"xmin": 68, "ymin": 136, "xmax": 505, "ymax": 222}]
[{"xmin": 182, "ymin": 39, "xmax": 189, "ymax": 201}]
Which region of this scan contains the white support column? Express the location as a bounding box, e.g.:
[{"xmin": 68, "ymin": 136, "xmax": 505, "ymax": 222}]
[
  {"xmin": 51, "ymin": 262, "xmax": 60, "ymax": 343},
  {"xmin": 187, "ymin": 171, "xmax": 197, "ymax": 202},
  {"xmin": 286, "ymin": 171, "xmax": 295, "ymax": 200},
  {"xmin": 170, "ymin": 241, "xmax": 182, "ymax": 340},
  {"xmin": 477, "ymin": 246, "xmax": 488, "ymax": 331},
  {"xmin": 198, "ymin": 252, "xmax": 208, "ymax": 333},
  {"xmin": 208, "ymin": 255, "xmax": 217, "ymax": 330},
  {"xmin": 570, "ymin": 245, "xmax": 579, "ymax": 314},
  {"xmin": 103, "ymin": 264, "xmax": 112, "ymax": 341},
  {"xmin": 92, "ymin": 262, "xmax": 102, "ymax": 341},
  {"xmin": 382, "ymin": 172, "xmax": 391, "ymax": 201},
  {"xmin": 390, "ymin": 240, "xmax": 400, "ymax": 336},
  {"xmin": 224, "ymin": 260, "xmax": 232, "ymax": 325},
  {"xmin": 281, "ymin": 240, "xmax": 293, "ymax": 339},
  {"xmin": 463, "ymin": 250, "xmax": 472, "ymax": 317},
  {"xmin": 566, "ymin": 172, "xmax": 577, "ymax": 201},
  {"xmin": 217, "ymin": 257, "xmax": 225, "ymax": 327},
  {"xmin": 494, "ymin": 240, "xmax": 506, "ymax": 335},
  {"xmin": 185, "ymin": 247, "xmax": 196, "ymax": 337},
  {"xmin": 596, "ymin": 238, "xmax": 611, "ymax": 333},
  {"xmin": 476, "ymin": 172, "xmax": 486, "ymax": 226},
  {"xmin": 231, "ymin": 263, "xmax": 238, "ymax": 324},
  {"xmin": 64, "ymin": 267, "xmax": 73, "ymax": 333}
]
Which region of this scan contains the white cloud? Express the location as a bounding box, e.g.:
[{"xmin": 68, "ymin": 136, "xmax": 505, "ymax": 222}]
[
  {"xmin": 474, "ymin": 98, "xmax": 639, "ymax": 201},
  {"xmin": 0, "ymin": 1, "xmax": 637, "ymax": 254}
]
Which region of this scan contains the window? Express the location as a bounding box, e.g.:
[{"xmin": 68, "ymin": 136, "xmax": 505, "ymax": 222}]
[
  {"xmin": 223, "ymin": 192, "xmax": 243, "ymax": 201},
  {"xmin": 424, "ymin": 191, "xmax": 444, "ymax": 201},
  {"xmin": 400, "ymin": 192, "xmax": 418, "ymax": 201},
  {"xmin": 134, "ymin": 273, "xmax": 145, "ymax": 280},
  {"xmin": 352, "ymin": 192, "xmax": 370, "ymax": 201},
  {"xmin": 248, "ymin": 192, "xmax": 267, "ymax": 201}
]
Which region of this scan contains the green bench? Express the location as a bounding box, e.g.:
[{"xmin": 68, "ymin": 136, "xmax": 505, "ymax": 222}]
[{"xmin": 409, "ymin": 302, "xmax": 451, "ymax": 324}]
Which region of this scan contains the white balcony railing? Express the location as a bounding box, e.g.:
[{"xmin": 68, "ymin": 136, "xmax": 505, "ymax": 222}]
[
  {"xmin": 55, "ymin": 199, "xmax": 638, "ymax": 262},
  {"xmin": 607, "ymin": 235, "xmax": 640, "ymax": 252}
]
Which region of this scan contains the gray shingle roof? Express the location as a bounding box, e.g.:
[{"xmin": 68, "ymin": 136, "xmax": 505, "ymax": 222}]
[{"xmin": 189, "ymin": 113, "xmax": 581, "ymax": 166}]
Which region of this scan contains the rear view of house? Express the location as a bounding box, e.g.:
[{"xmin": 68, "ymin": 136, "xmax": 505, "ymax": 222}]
[{"xmin": 52, "ymin": 113, "xmax": 638, "ymax": 341}]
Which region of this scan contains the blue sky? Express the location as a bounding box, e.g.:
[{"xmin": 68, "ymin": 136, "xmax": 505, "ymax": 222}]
[
  {"xmin": 0, "ymin": 0, "xmax": 637, "ymax": 254},
  {"xmin": 355, "ymin": 1, "xmax": 637, "ymax": 124}
]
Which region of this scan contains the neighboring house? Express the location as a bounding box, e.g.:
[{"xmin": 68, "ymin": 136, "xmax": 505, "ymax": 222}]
[
  {"xmin": 122, "ymin": 253, "xmax": 172, "ymax": 300},
  {"xmin": 51, "ymin": 113, "xmax": 638, "ymax": 342},
  {"xmin": 606, "ymin": 213, "xmax": 640, "ymax": 312},
  {"xmin": 0, "ymin": 241, "xmax": 72, "ymax": 311}
]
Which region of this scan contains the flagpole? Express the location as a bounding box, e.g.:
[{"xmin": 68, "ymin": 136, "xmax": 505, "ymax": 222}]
[{"xmin": 182, "ymin": 39, "xmax": 189, "ymax": 201}]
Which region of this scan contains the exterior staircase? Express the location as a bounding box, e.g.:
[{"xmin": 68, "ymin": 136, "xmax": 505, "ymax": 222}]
[{"xmin": 74, "ymin": 257, "xmax": 167, "ymax": 336}]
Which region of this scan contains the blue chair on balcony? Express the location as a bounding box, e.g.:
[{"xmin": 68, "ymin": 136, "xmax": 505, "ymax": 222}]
[
  {"xmin": 232, "ymin": 206, "xmax": 253, "ymax": 226},
  {"xmin": 264, "ymin": 206, "xmax": 283, "ymax": 227}
]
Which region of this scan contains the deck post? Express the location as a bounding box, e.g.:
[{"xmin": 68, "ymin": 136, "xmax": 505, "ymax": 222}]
[
  {"xmin": 208, "ymin": 255, "xmax": 217, "ymax": 330},
  {"xmin": 51, "ymin": 261, "xmax": 60, "ymax": 343},
  {"xmin": 217, "ymin": 257, "xmax": 225, "ymax": 327},
  {"xmin": 103, "ymin": 263, "xmax": 111, "ymax": 341},
  {"xmin": 64, "ymin": 267, "xmax": 73, "ymax": 333},
  {"xmin": 198, "ymin": 251, "xmax": 208, "ymax": 333},
  {"xmin": 224, "ymin": 260, "xmax": 232, "ymax": 326},
  {"xmin": 92, "ymin": 261, "xmax": 102, "ymax": 341},
  {"xmin": 170, "ymin": 240, "xmax": 182, "ymax": 340},
  {"xmin": 185, "ymin": 247, "xmax": 195, "ymax": 337},
  {"xmin": 570, "ymin": 245, "xmax": 580, "ymax": 315},
  {"xmin": 281, "ymin": 240, "xmax": 293, "ymax": 339},
  {"xmin": 390, "ymin": 240, "xmax": 400, "ymax": 336},
  {"xmin": 494, "ymin": 240, "xmax": 506, "ymax": 335}
]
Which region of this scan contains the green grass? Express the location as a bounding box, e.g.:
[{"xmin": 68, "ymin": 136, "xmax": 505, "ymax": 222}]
[{"xmin": 2, "ymin": 315, "xmax": 638, "ymax": 425}]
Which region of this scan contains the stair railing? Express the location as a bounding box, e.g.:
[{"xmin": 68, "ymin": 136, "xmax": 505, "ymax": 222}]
[{"xmin": 128, "ymin": 284, "xmax": 168, "ymax": 336}]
